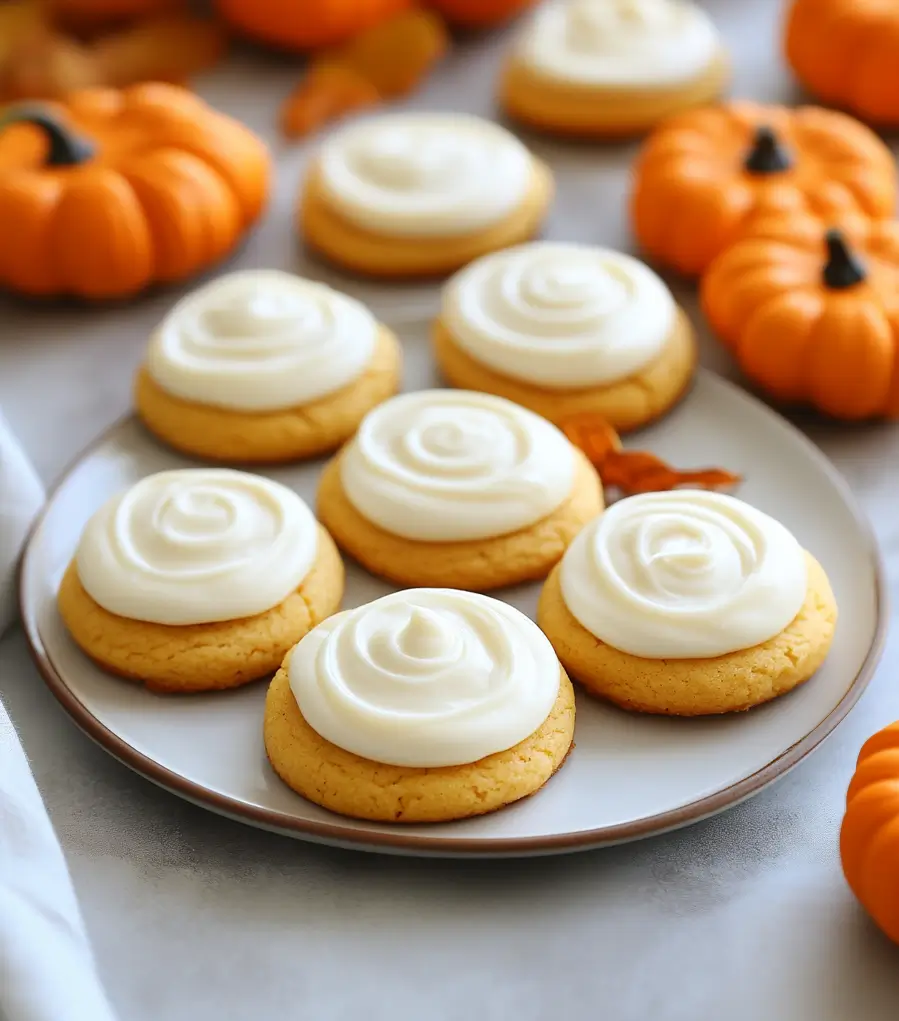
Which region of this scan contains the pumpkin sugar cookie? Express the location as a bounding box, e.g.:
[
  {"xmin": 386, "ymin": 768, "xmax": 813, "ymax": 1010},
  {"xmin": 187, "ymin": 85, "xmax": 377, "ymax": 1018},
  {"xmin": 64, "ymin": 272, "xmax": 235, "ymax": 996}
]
[
  {"xmin": 135, "ymin": 270, "xmax": 402, "ymax": 463},
  {"xmin": 501, "ymin": 0, "xmax": 729, "ymax": 139},
  {"xmin": 317, "ymin": 389, "xmax": 604, "ymax": 591},
  {"xmin": 538, "ymin": 490, "xmax": 838, "ymax": 716},
  {"xmin": 434, "ymin": 242, "xmax": 697, "ymax": 433},
  {"xmin": 265, "ymin": 588, "xmax": 575, "ymax": 823},
  {"xmin": 298, "ymin": 112, "xmax": 554, "ymax": 278},
  {"xmin": 0, "ymin": 84, "xmax": 270, "ymax": 300},
  {"xmin": 702, "ymin": 217, "xmax": 899, "ymax": 422},
  {"xmin": 632, "ymin": 101, "xmax": 897, "ymax": 278},
  {"xmin": 58, "ymin": 469, "xmax": 344, "ymax": 692}
]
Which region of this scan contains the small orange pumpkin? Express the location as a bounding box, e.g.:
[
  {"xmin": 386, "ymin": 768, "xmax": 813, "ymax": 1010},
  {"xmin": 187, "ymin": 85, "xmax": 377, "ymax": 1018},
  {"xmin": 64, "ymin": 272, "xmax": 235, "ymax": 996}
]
[
  {"xmin": 215, "ymin": 0, "xmax": 413, "ymax": 52},
  {"xmin": 631, "ymin": 102, "xmax": 897, "ymax": 278},
  {"xmin": 0, "ymin": 83, "xmax": 270, "ymax": 300},
  {"xmin": 841, "ymin": 722, "xmax": 899, "ymax": 943},
  {"xmin": 700, "ymin": 216, "xmax": 899, "ymax": 421},
  {"xmin": 426, "ymin": 0, "xmax": 537, "ymax": 28},
  {"xmin": 786, "ymin": 0, "xmax": 899, "ymax": 126}
]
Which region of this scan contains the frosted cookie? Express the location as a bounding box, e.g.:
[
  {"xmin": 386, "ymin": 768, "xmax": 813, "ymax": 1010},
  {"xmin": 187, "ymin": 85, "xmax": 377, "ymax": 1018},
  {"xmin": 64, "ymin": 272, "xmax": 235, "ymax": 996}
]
[
  {"xmin": 317, "ymin": 389, "xmax": 603, "ymax": 591},
  {"xmin": 434, "ymin": 242, "xmax": 697, "ymax": 432},
  {"xmin": 264, "ymin": 588, "xmax": 576, "ymax": 823},
  {"xmin": 58, "ymin": 469, "xmax": 344, "ymax": 692},
  {"xmin": 135, "ymin": 270, "xmax": 402, "ymax": 463},
  {"xmin": 500, "ymin": 0, "xmax": 729, "ymax": 138},
  {"xmin": 538, "ymin": 491, "xmax": 838, "ymax": 715},
  {"xmin": 298, "ymin": 112, "xmax": 554, "ymax": 278}
]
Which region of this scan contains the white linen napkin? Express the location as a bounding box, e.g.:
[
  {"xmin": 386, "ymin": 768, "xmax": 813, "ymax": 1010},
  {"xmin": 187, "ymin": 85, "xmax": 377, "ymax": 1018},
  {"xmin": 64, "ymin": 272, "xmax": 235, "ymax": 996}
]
[
  {"xmin": 0, "ymin": 408, "xmax": 44, "ymax": 636},
  {"xmin": 0, "ymin": 413, "xmax": 117, "ymax": 1020}
]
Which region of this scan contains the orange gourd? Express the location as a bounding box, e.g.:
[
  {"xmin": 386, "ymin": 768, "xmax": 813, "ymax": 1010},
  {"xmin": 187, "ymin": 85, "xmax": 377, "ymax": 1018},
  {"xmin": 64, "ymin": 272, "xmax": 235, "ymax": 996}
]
[
  {"xmin": 700, "ymin": 216, "xmax": 899, "ymax": 421},
  {"xmin": 841, "ymin": 722, "xmax": 899, "ymax": 943},
  {"xmin": 0, "ymin": 83, "xmax": 270, "ymax": 300},
  {"xmin": 215, "ymin": 0, "xmax": 413, "ymax": 52},
  {"xmin": 426, "ymin": 0, "xmax": 536, "ymax": 28},
  {"xmin": 786, "ymin": 0, "xmax": 899, "ymax": 127},
  {"xmin": 631, "ymin": 102, "xmax": 897, "ymax": 278}
]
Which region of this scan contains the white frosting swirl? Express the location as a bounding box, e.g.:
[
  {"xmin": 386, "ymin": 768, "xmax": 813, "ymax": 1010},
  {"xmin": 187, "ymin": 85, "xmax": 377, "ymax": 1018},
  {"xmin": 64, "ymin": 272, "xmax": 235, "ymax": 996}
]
[
  {"xmin": 289, "ymin": 589, "xmax": 561, "ymax": 767},
  {"xmin": 340, "ymin": 390, "xmax": 576, "ymax": 542},
  {"xmin": 516, "ymin": 0, "xmax": 721, "ymax": 88},
  {"xmin": 146, "ymin": 271, "xmax": 378, "ymax": 412},
  {"xmin": 76, "ymin": 469, "xmax": 318, "ymax": 625},
  {"xmin": 560, "ymin": 491, "xmax": 808, "ymax": 658},
  {"xmin": 442, "ymin": 243, "xmax": 676, "ymax": 388},
  {"xmin": 317, "ymin": 113, "xmax": 533, "ymax": 238}
]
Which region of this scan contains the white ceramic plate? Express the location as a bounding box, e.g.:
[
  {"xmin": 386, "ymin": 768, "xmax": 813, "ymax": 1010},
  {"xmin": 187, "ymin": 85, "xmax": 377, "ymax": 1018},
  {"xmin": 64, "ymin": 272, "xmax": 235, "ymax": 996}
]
[{"xmin": 19, "ymin": 315, "xmax": 886, "ymax": 858}]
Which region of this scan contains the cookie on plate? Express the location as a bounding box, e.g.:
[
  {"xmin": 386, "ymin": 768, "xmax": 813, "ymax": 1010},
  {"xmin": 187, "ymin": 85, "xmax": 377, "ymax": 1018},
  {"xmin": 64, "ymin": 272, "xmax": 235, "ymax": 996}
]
[
  {"xmin": 434, "ymin": 242, "xmax": 697, "ymax": 433},
  {"xmin": 298, "ymin": 112, "xmax": 554, "ymax": 278},
  {"xmin": 264, "ymin": 588, "xmax": 575, "ymax": 823},
  {"xmin": 317, "ymin": 389, "xmax": 604, "ymax": 591},
  {"xmin": 58, "ymin": 469, "xmax": 344, "ymax": 692},
  {"xmin": 538, "ymin": 490, "xmax": 838, "ymax": 715},
  {"xmin": 500, "ymin": 0, "xmax": 729, "ymax": 138},
  {"xmin": 135, "ymin": 270, "xmax": 402, "ymax": 463}
]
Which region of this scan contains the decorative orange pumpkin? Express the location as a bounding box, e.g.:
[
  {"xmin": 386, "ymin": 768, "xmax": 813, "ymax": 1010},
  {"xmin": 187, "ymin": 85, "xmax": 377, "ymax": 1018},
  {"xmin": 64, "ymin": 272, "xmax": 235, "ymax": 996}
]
[
  {"xmin": 841, "ymin": 722, "xmax": 899, "ymax": 943},
  {"xmin": 631, "ymin": 102, "xmax": 897, "ymax": 278},
  {"xmin": 215, "ymin": 0, "xmax": 413, "ymax": 52},
  {"xmin": 426, "ymin": 0, "xmax": 537, "ymax": 28},
  {"xmin": 786, "ymin": 0, "xmax": 899, "ymax": 127},
  {"xmin": 0, "ymin": 83, "xmax": 270, "ymax": 300},
  {"xmin": 700, "ymin": 216, "xmax": 899, "ymax": 421}
]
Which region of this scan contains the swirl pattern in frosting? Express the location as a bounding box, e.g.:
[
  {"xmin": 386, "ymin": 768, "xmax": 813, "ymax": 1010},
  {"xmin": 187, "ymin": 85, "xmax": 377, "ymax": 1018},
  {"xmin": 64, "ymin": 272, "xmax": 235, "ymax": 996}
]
[
  {"xmin": 289, "ymin": 589, "xmax": 561, "ymax": 767},
  {"xmin": 146, "ymin": 271, "xmax": 378, "ymax": 412},
  {"xmin": 316, "ymin": 113, "xmax": 533, "ymax": 238},
  {"xmin": 76, "ymin": 469, "xmax": 318, "ymax": 625},
  {"xmin": 442, "ymin": 243, "xmax": 676, "ymax": 388},
  {"xmin": 340, "ymin": 390, "xmax": 576, "ymax": 542},
  {"xmin": 516, "ymin": 0, "xmax": 720, "ymax": 88},
  {"xmin": 560, "ymin": 491, "xmax": 808, "ymax": 658}
]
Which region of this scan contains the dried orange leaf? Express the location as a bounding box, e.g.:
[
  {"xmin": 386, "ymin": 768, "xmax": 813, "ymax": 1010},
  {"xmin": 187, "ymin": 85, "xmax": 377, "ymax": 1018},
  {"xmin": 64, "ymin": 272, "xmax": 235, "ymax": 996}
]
[
  {"xmin": 1, "ymin": 28, "xmax": 103, "ymax": 100},
  {"xmin": 328, "ymin": 8, "xmax": 449, "ymax": 99},
  {"xmin": 280, "ymin": 63, "xmax": 380, "ymax": 140},
  {"xmin": 560, "ymin": 413, "xmax": 622, "ymax": 466},
  {"xmin": 92, "ymin": 14, "xmax": 227, "ymax": 88}
]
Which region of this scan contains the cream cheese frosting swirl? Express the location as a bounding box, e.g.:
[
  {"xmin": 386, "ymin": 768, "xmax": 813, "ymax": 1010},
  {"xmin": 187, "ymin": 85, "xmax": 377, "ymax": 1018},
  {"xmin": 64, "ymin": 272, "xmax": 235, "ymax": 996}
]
[
  {"xmin": 316, "ymin": 113, "xmax": 533, "ymax": 238},
  {"xmin": 146, "ymin": 270, "xmax": 378, "ymax": 412},
  {"xmin": 560, "ymin": 491, "xmax": 808, "ymax": 658},
  {"xmin": 442, "ymin": 243, "xmax": 676, "ymax": 388},
  {"xmin": 289, "ymin": 589, "xmax": 561, "ymax": 767},
  {"xmin": 340, "ymin": 390, "xmax": 576, "ymax": 542},
  {"xmin": 515, "ymin": 0, "xmax": 721, "ymax": 88},
  {"xmin": 76, "ymin": 469, "xmax": 318, "ymax": 625}
]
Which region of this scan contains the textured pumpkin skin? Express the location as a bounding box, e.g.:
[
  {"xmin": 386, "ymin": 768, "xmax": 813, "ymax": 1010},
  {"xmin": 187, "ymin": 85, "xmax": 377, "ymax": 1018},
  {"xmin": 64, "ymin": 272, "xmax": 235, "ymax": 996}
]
[
  {"xmin": 215, "ymin": 0, "xmax": 413, "ymax": 51},
  {"xmin": 700, "ymin": 216, "xmax": 899, "ymax": 421},
  {"xmin": 0, "ymin": 83, "xmax": 270, "ymax": 299},
  {"xmin": 427, "ymin": 0, "xmax": 537, "ymax": 28},
  {"xmin": 786, "ymin": 0, "xmax": 899, "ymax": 126},
  {"xmin": 631, "ymin": 102, "xmax": 897, "ymax": 278},
  {"xmin": 841, "ymin": 723, "xmax": 899, "ymax": 943}
]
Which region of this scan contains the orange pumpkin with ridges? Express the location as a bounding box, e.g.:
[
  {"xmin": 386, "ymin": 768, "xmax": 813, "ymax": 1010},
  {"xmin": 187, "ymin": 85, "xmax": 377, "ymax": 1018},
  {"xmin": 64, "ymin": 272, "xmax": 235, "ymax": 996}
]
[
  {"xmin": 700, "ymin": 216, "xmax": 899, "ymax": 421},
  {"xmin": 786, "ymin": 0, "xmax": 899, "ymax": 126},
  {"xmin": 0, "ymin": 83, "xmax": 270, "ymax": 300},
  {"xmin": 631, "ymin": 102, "xmax": 897, "ymax": 278},
  {"xmin": 841, "ymin": 722, "xmax": 899, "ymax": 944},
  {"xmin": 215, "ymin": 0, "xmax": 413, "ymax": 52}
]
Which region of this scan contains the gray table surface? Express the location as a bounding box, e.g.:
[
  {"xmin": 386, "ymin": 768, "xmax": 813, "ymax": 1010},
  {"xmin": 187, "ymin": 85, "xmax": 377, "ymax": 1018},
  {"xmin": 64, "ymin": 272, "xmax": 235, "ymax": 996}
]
[{"xmin": 2, "ymin": 1, "xmax": 899, "ymax": 1017}]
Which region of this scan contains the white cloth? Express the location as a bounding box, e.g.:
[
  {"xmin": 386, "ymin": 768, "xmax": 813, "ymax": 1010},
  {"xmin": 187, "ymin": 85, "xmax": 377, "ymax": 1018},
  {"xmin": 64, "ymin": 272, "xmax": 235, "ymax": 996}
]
[
  {"xmin": 0, "ymin": 414, "xmax": 116, "ymax": 1019},
  {"xmin": 0, "ymin": 702, "xmax": 118, "ymax": 1021},
  {"xmin": 0, "ymin": 410, "xmax": 44, "ymax": 637}
]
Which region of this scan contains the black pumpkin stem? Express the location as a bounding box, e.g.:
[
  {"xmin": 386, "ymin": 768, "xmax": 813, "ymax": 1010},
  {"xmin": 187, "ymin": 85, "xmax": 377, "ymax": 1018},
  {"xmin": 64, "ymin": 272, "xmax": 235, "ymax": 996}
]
[
  {"xmin": 823, "ymin": 229, "xmax": 867, "ymax": 290},
  {"xmin": 744, "ymin": 125, "xmax": 792, "ymax": 175},
  {"xmin": 0, "ymin": 106, "xmax": 95, "ymax": 167}
]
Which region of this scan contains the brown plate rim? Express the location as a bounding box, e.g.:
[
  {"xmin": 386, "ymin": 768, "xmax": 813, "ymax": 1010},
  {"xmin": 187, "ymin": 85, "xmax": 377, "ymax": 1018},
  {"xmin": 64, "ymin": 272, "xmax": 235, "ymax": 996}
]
[{"xmin": 18, "ymin": 380, "xmax": 890, "ymax": 856}]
